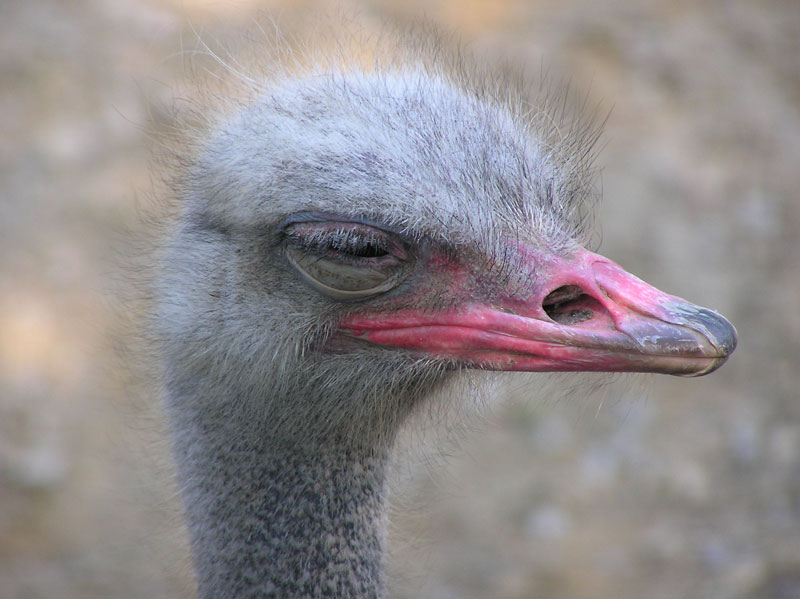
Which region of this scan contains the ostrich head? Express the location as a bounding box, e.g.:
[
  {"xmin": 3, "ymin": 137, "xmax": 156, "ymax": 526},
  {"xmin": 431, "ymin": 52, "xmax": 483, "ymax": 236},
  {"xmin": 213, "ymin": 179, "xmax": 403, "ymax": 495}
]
[
  {"xmin": 158, "ymin": 68, "xmax": 735, "ymax": 448},
  {"xmin": 155, "ymin": 58, "xmax": 736, "ymax": 598}
]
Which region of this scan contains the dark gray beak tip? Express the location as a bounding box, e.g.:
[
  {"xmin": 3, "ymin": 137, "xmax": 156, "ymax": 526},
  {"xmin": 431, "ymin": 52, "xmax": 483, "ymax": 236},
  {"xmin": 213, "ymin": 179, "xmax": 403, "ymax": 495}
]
[{"xmin": 696, "ymin": 307, "xmax": 738, "ymax": 357}]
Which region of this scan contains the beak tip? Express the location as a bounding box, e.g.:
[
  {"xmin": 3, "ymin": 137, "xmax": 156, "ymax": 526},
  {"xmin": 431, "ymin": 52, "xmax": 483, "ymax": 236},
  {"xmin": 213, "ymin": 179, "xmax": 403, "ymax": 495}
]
[
  {"xmin": 672, "ymin": 306, "xmax": 737, "ymax": 377},
  {"xmin": 694, "ymin": 307, "xmax": 738, "ymax": 358}
]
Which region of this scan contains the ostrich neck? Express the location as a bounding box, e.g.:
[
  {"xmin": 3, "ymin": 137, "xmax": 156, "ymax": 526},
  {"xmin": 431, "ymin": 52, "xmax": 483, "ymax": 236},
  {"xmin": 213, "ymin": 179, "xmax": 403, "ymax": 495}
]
[{"xmin": 169, "ymin": 409, "xmax": 391, "ymax": 599}]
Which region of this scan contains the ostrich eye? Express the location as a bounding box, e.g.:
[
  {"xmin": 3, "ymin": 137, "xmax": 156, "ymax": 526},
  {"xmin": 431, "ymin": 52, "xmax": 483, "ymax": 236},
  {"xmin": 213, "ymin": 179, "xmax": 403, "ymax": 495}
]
[{"xmin": 283, "ymin": 221, "xmax": 406, "ymax": 300}]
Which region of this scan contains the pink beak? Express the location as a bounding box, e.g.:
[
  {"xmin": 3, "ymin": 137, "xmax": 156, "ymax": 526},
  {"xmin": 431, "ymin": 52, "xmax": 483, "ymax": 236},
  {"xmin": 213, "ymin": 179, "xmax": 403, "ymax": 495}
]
[{"xmin": 340, "ymin": 248, "xmax": 737, "ymax": 377}]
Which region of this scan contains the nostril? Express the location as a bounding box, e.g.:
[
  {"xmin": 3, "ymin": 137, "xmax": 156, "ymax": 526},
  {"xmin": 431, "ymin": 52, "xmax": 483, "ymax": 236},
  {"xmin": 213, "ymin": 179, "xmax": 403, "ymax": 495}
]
[
  {"xmin": 542, "ymin": 285, "xmax": 602, "ymax": 325},
  {"xmin": 542, "ymin": 285, "xmax": 583, "ymax": 306}
]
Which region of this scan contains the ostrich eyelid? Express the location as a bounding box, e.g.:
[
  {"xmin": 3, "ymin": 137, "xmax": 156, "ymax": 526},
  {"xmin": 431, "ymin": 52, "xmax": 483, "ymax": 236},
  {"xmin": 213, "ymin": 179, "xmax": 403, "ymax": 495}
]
[{"xmin": 285, "ymin": 244, "xmax": 403, "ymax": 300}]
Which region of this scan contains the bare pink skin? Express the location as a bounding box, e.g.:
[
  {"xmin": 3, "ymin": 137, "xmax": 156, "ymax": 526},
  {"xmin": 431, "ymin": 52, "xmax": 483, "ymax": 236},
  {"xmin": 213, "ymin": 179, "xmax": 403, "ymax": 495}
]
[{"xmin": 339, "ymin": 247, "xmax": 737, "ymax": 377}]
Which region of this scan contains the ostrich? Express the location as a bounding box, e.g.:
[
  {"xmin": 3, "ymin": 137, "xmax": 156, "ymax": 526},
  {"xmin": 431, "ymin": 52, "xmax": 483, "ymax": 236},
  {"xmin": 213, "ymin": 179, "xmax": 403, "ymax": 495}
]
[{"xmin": 155, "ymin": 44, "xmax": 736, "ymax": 599}]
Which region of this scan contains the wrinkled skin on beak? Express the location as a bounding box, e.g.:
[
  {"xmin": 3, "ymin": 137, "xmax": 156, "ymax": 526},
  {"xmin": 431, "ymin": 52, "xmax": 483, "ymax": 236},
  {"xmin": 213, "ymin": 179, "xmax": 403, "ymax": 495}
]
[{"xmin": 340, "ymin": 247, "xmax": 737, "ymax": 377}]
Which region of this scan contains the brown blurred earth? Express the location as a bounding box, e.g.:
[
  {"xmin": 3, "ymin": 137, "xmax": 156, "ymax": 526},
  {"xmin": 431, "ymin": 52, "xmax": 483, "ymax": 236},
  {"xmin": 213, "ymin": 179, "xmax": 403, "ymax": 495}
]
[{"xmin": 1, "ymin": 0, "xmax": 799, "ymax": 598}]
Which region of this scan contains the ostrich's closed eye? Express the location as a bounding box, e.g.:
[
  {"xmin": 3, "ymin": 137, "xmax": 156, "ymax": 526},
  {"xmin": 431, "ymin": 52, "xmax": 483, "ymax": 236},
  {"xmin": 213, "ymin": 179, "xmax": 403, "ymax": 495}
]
[{"xmin": 283, "ymin": 221, "xmax": 407, "ymax": 300}]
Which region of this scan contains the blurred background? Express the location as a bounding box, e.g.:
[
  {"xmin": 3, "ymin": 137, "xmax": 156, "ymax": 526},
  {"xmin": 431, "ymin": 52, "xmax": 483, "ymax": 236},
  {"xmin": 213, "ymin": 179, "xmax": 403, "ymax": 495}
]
[{"xmin": 1, "ymin": 0, "xmax": 799, "ymax": 597}]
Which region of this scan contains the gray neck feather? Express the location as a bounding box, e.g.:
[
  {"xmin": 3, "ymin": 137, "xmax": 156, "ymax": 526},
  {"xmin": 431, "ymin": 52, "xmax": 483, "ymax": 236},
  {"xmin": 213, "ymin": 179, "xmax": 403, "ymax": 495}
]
[
  {"xmin": 159, "ymin": 320, "xmax": 447, "ymax": 597},
  {"xmin": 169, "ymin": 405, "xmax": 390, "ymax": 599}
]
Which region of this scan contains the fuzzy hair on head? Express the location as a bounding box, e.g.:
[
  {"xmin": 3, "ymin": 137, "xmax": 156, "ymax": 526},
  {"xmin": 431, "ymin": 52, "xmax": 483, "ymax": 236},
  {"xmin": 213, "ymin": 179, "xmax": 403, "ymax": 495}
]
[{"xmin": 151, "ymin": 17, "xmax": 605, "ymax": 452}]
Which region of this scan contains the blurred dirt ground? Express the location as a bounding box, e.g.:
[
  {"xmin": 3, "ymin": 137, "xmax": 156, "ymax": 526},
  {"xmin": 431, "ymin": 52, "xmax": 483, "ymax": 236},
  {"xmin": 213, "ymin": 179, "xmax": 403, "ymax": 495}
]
[{"xmin": 1, "ymin": 0, "xmax": 799, "ymax": 598}]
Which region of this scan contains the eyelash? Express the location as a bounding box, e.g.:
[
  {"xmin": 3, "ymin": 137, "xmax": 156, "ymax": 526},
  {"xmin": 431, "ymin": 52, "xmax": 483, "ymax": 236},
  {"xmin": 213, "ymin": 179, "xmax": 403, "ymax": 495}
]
[{"xmin": 286, "ymin": 225, "xmax": 395, "ymax": 262}]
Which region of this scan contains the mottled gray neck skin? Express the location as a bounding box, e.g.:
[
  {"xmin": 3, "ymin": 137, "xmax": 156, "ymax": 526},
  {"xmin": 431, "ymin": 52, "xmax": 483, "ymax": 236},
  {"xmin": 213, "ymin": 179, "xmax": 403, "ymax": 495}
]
[{"xmin": 167, "ymin": 402, "xmax": 391, "ymax": 599}]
